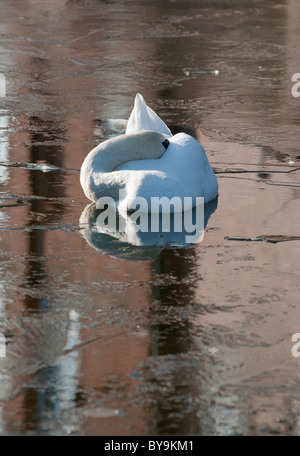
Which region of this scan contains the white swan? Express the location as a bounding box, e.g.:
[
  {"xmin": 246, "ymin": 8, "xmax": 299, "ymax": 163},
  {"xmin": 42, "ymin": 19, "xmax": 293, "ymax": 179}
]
[{"xmin": 80, "ymin": 93, "xmax": 218, "ymax": 211}]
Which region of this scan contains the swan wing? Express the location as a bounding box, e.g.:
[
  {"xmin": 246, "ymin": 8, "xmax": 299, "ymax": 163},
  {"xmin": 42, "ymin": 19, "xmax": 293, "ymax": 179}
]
[{"xmin": 126, "ymin": 93, "xmax": 172, "ymax": 137}]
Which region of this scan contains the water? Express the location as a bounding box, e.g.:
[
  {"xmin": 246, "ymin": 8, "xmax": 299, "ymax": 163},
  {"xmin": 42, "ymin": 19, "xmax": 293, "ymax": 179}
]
[{"xmin": 0, "ymin": 0, "xmax": 299, "ymax": 436}]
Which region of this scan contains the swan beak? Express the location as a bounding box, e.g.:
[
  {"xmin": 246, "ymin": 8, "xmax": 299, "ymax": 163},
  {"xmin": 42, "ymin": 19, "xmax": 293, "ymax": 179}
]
[{"xmin": 162, "ymin": 138, "xmax": 170, "ymax": 150}]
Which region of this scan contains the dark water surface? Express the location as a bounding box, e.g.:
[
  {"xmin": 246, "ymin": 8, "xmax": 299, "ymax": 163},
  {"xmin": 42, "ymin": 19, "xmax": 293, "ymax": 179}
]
[{"xmin": 0, "ymin": 0, "xmax": 299, "ymax": 435}]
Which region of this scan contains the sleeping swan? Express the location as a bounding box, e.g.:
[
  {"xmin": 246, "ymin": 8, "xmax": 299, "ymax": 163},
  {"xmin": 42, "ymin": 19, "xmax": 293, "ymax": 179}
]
[{"xmin": 80, "ymin": 93, "xmax": 218, "ymax": 212}]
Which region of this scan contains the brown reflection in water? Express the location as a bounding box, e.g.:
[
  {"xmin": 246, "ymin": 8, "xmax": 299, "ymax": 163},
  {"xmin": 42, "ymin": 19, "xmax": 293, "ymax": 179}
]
[
  {"xmin": 150, "ymin": 249, "xmax": 196, "ymax": 354},
  {"xmin": 147, "ymin": 248, "xmax": 200, "ymax": 435},
  {"xmin": 18, "ymin": 116, "xmax": 67, "ymax": 433},
  {"xmin": 24, "ymin": 116, "xmax": 65, "ymax": 312}
]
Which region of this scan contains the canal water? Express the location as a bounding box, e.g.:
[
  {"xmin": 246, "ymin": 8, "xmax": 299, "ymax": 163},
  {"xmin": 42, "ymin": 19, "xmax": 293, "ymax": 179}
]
[{"xmin": 0, "ymin": 0, "xmax": 299, "ymax": 435}]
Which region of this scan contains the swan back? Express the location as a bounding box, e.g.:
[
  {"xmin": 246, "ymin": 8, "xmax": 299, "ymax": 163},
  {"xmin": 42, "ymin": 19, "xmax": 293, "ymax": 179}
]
[{"xmin": 116, "ymin": 132, "xmax": 219, "ymax": 205}]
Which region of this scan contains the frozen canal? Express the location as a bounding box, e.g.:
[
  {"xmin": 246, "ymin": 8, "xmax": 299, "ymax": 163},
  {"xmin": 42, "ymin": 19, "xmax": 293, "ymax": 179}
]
[{"xmin": 0, "ymin": 0, "xmax": 299, "ymax": 435}]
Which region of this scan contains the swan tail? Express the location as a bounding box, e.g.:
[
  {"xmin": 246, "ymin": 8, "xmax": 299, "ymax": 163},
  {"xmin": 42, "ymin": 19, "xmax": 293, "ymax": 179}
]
[{"xmin": 126, "ymin": 93, "xmax": 172, "ymax": 137}]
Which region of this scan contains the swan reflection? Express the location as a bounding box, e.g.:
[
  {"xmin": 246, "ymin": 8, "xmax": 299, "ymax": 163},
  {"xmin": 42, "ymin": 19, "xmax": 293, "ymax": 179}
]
[{"xmin": 79, "ymin": 198, "xmax": 218, "ymax": 260}]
